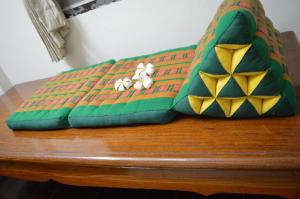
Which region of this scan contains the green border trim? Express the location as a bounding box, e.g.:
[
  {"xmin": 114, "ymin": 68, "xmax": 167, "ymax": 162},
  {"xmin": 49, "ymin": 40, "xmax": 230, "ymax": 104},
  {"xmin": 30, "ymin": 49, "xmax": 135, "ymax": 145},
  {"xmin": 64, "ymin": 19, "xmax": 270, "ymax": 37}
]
[
  {"xmin": 60, "ymin": 59, "xmax": 116, "ymax": 73},
  {"xmin": 69, "ymin": 98, "xmax": 177, "ymax": 127},
  {"xmin": 119, "ymin": 45, "xmax": 197, "ymax": 61},
  {"xmin": 6, "ymin": 108, "xmax": 71, "ymax": 130}
]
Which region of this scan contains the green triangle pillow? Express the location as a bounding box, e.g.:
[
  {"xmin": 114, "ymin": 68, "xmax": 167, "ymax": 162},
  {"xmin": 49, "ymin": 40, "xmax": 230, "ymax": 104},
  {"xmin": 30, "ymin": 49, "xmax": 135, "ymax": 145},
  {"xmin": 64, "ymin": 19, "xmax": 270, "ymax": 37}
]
[{"xmin": 173, "ymin": 0, "xmax": 296, "ymax": 118}]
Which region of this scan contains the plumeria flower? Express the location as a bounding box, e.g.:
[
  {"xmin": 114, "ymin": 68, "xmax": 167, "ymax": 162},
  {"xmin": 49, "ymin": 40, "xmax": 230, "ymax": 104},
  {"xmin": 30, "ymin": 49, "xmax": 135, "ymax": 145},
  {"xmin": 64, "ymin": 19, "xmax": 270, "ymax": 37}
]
[
  {"xmin": 134, "ymin": 76, "xmax": 154, "ymax": 90},
  {"xmin": 132, "ymin": 63, "xmax": 154, "ymax": 80},
  {"xmin": 114, "ymin": 77, "xmax": 132, "ymax": 92}
]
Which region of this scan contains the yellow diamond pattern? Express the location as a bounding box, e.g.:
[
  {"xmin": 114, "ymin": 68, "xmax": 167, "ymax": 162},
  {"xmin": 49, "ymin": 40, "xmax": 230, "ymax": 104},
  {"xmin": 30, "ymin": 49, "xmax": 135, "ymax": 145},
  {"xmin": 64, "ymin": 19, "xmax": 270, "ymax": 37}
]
[{"xmin": 188, "ymin": 44, "xmax": 281, "ymax": 117}]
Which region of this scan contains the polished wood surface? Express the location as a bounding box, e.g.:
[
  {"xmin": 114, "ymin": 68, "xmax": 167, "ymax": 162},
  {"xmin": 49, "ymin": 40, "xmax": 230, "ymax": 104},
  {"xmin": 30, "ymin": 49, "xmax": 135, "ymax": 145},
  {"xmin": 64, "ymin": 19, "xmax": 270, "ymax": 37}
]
[
  {"xmin": 0, "ymin": 32, "xmax": 300, "ymax": 198},
  {"xmin": 0, "ymin": 80, "xmax": 300, "ymax": 170}
]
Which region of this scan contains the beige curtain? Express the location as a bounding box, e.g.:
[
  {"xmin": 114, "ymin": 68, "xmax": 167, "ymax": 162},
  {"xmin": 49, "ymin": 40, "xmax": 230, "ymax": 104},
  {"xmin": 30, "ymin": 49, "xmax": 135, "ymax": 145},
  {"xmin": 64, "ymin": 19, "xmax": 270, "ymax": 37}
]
[{"xmin": 23, "ymin": 0, "xmax": 70, "ymax": 62}]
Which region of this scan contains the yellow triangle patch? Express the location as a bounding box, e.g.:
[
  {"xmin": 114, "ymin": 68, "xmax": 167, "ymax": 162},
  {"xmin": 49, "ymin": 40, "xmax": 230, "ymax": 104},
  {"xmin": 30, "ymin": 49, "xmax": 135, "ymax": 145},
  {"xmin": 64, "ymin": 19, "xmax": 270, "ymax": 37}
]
[
  {"xmin": 233, "ymin": 75, "xmax": 248, "ymax": 95},
  {"xmin": 200, "ymin": 71, "xmax": 229, "ymax": 79},
  {"xmin": 262, "ymin": 95, "xmax": 281, "ymax": 114},
  {"xmin": 216, "ymin": 44, "xmax": 251, "ymax": 50},
  {"xmin": 199, "ymin": 72, "xmax": 217, "ymax": 96},
  {"xmin": 231, "ymin": 44, "xmax": 252, "ymax": 73},
  {"xmin": 216, "ymin": 76, "xmax": 231, "ymax": 96},
  {"xmin": 216, "ymin": 98, "xmax": 231, "ymax": 117},
  {"xmin": 200, "ymin": 98, "xmax": 215, "ymax": 114},
  {"xmin": 248, "ymin": 71, "xmax": 267, "ymax": 95},
  {"xmin": 234, "ymin": 71, "xmax": 265, "ymax": 76},
  {"xmin": 248, "ymin": 97, "xmax": 262, "ymax": 115},
  {"xmin": 188, "ymin": 95, "xmax": 203, "ymax": 114},
  {"xmin": 230, "ymin": 97, "xmax": 247, "ymax": 116},
  {"xmin": 215, "ymin": 46, "xmax": 233, "ymax": 73}
]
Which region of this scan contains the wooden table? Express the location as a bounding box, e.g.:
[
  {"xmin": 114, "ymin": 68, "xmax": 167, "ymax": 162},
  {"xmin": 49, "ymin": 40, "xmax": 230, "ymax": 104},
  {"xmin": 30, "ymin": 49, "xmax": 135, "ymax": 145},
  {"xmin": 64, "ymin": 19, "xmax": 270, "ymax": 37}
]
[{"xmin": 0, "ymin": 32, "xmax": 300, "ymax": 199}]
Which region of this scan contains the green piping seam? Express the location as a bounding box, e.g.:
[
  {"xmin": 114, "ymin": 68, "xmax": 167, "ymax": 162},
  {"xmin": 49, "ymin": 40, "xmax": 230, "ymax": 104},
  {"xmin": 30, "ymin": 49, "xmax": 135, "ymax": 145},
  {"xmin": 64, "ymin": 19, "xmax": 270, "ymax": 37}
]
[
  {"xmin": 119, "ymin": 45, "xmax": 197, "ymax": 61},
  {"xmin": 69, "ymin": 98, "xmax": 174, "ymax": 117},
  {"xmin": 7, "ymin": 107, "xmax": 71, "ymax": 122},
  {"xmin": 60, "ymin": 59, "xmax": 116, "ymax": 73}
]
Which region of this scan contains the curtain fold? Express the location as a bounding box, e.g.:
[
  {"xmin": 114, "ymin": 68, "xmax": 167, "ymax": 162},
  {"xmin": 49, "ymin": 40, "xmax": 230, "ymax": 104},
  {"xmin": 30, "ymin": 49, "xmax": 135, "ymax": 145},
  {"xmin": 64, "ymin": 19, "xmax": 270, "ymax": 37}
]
[{"xmin": 23, "ymin": 0, "xmax": 70, "ymax": 62}]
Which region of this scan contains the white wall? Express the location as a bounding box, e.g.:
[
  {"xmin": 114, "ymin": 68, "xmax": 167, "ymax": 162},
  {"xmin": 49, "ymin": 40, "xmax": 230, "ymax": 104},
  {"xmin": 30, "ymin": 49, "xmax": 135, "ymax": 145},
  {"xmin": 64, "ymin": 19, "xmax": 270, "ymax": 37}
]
[
  {"xmin": 0, "ymin": 0, "xmax": 300, "ymax": 88},
  {"xmin": 0, "ymin": 0, "xmax": 72, "ymax": 86},
  {"xmin": 0, "ymin": 65, "xmax": 13, "ymax": 96},
  {"xmin": 64, "ymin": 0, "xmax": 221, "ymax": 68},
  {"xmin": 262, "ymin": 0, "xmax": 300, "ymax": 38}
]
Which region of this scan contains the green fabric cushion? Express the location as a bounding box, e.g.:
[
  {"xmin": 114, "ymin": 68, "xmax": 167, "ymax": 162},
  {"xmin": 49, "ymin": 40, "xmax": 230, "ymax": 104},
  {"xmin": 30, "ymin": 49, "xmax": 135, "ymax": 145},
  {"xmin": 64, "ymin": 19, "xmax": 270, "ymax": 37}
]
[
  {"xmin": 7, "ymin": 0, "xmax": 297, "ymax": 131},
  {"xmin": 7, "ymin": 60, "xmax": 115, "ymax": 130},
  {"xmin": 174, "ymin": 0, "xmax": 296, "ymax": 118},
  {"xmin": 69, "ymin": 45, "xmax": 196, "ymax": 127}
]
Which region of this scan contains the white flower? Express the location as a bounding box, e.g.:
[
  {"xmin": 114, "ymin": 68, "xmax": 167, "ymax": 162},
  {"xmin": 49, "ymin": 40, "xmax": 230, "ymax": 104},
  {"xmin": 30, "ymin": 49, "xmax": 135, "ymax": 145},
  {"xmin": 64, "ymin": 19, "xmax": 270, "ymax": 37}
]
[
  {"xmin": 133, "ymin": 76, "xmax": 154, "ymax": 90},
  {"xmin": 114, "ymin": 77, "xmax": 132, "ymax": 92},
  {"xmin": 133, "ymin": 63, "xmax": 155, "ymax": 80},
  {"xmin": 133, "ymin": 81, "xmax": 143, "ymax": 90},
  {"xmin": 132, "ymin": 73, "xmax": 141, "ymax": 81}
]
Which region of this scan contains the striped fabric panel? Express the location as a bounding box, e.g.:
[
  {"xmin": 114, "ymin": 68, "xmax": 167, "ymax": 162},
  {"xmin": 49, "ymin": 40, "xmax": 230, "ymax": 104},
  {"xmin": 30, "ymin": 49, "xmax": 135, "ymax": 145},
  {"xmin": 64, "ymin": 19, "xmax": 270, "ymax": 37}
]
[
  {"xmin": 76, "ymin": 48, "xmax": 195, "ymax": 108},
  {"xmin": 15, "ymin": 60, "xmax": 114, "ymax": 112}
]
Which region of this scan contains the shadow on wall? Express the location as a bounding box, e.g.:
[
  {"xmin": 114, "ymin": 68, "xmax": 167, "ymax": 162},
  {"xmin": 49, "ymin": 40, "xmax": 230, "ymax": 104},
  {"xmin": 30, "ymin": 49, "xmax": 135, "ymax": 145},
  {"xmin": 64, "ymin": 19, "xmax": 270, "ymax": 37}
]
[
  {"xmin": 63, "ymin": 20, "xmax": 89, "ymax": 69},
  {"xmin": 63, "ymin": 18, "xmax": 106, "ymax": 69},
  {"xmin": 62, "ymin": 0, "xmax": 122, "ymax": 69},
  {"xmin": 0, "ymin": 65, "xmax": 13, "ymax": 93}
]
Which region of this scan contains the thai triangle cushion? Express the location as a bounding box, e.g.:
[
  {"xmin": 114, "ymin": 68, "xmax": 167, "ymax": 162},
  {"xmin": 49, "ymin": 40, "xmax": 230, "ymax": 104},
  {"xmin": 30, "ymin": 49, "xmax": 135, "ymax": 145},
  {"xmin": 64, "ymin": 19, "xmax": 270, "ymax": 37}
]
[
  {"xmin": 6, "ymin": 60, "xmax": 115, "ymax": 130},
  {"xmin": 68, "ymin": 45, "xmax": 196, "ymax": 127},
  {"xmin": 173, "ymin": 0, "xmax": 296, "ymax": 118}
]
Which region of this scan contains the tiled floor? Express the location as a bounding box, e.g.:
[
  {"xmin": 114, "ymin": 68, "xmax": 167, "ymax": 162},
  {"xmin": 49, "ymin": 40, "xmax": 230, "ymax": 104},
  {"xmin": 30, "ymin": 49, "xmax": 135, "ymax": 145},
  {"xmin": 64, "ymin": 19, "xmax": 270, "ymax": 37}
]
[{"xmin": 0, "ymin": 177, "xmax": 284, "ymax": 199}]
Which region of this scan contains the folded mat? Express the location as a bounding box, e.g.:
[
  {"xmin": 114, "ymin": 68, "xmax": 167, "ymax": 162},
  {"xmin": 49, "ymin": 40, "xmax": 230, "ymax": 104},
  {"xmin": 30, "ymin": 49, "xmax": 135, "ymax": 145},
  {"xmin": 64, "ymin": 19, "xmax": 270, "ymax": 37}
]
[
  {"xmin": 174, "ymin": 0, "xmax": 296, "ymax": 118},
  {"xmin": 68, "ymin": 45, "xmax": 196, "ymax": 127},
  {"xmin": 7, "ymin": 0, "xmax": 296, "ymax": 130},
  {"xmin": 6, "ymin": 60, "xmax": 115, "ymax": 130}
]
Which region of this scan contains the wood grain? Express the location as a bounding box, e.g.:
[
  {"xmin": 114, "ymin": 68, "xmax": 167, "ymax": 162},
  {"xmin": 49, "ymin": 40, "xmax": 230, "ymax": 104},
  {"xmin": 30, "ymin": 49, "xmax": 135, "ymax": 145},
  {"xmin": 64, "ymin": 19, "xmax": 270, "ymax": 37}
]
[
  {"xmin": 0, "ymin": 32, "xmax": 300, "ymax": 198},
  {"xmin": 1, "ymin": 84, "xmax": 300, "ymax": 170},
  {"xmin": 1, "ymin": 162, "xmax": 299, "ymax": 199}
]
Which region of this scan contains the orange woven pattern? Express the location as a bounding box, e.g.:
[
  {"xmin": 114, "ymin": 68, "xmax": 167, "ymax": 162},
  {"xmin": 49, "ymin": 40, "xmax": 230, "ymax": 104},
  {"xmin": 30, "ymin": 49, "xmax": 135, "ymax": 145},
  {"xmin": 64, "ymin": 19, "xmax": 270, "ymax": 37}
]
[
  {"xmin": 77, "ymin": 48, "xmax": 195, "ymax": 107},
  {"xmin": 15, "ymin": 61, "xmax": 114, "ymax": 112},
  {"xmin": 256, "ymin": 17, "xmax": 287, "ymax": 71}
]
